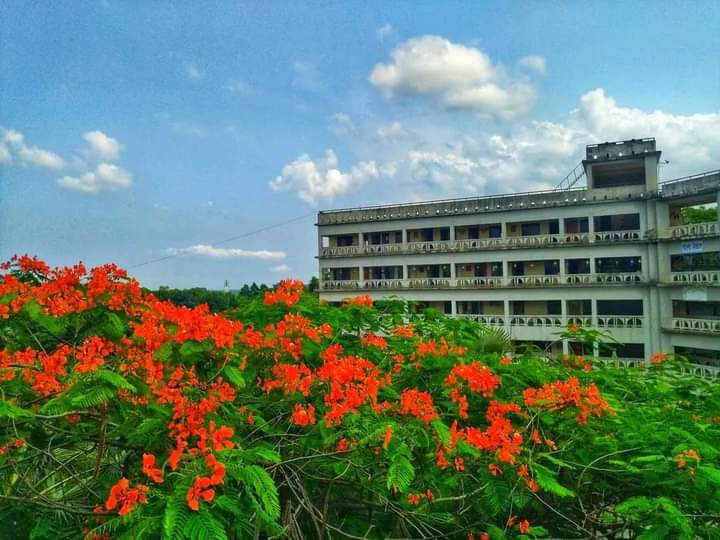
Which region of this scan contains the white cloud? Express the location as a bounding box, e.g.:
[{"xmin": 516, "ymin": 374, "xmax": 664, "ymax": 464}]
[
  {"xmin": 374, "ymin": 121, "xmax": 409, "ymax": 142},
  {"xmin": 1, "ymin": 127, "xmax": 65, "ymax": 169},
  {"xmin": 165, "ymin": 244, "xmax": 286, "ymax": 260},
  {"xmin": 184, "ymin": 62, "xmax": 204, "ymax": 81},
  {"xmin": 270, "ymin": 264, "xmax": 293, "ymax": 273},
  {"xmin": 330, "ymin": 113, "xmax": 356, "ymax": 136},
  {"xmin": 376, "ymin": 23, "xmax": 396, "ymax": 41},
  {"xmin": 270, "ymin": 149, "xmax": 389, "ymax": 204},
  {"xmin": 57, "ymin": 162, "xmax": 133, "ymax": 193},
  {"xmin": 369, "ymin": 35, "xmax": 537, "ymax": 120},
  {"xmin": 84, "ymin": 130, "xmax": 122, "ymax": 161},
  {"xmin": 170, "ymin": 121, "xmax": 207, "ymax": 137},
  {"xmin": 518, "ymin": 55, "xmax": 546, "ymax": 75}
]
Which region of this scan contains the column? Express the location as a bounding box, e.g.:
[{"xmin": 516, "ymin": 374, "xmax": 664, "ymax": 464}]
[
  {"xmin": 561, "ymin": 300, "xmax": 569, "ymax": 355},
  {"xmin": 449, "ymin": 226, "xmax": 455, "ymax": 241},
  {"xmin": 502, "ymin": 260, "xmax": 510, "ymax": 286},
  {"xmin": 591, "ymin": 298, "xmax": 598, "ymax": 329},
  {"xmin": 450, "ymin": 300, "xmax": 457, "ymax": 316},
  {"xmin": 588, "ymin": 215, "xmax": 595, "ymax": 242},
  {"xmin": 402, "ymin": 264, "xmax": 408, "ymax": 285},
  {"xmin": 401, "ymin": 229, "xmax": 408, "ymax": 244},
  {"xmin": 358, "ymin": 266, "xmax": 365, "ymax": 289},
  {"xmin": 558, "ymin": 218, "xmax": 565, "ymax": 237},
  {"xmin": 501, "ymin": 221, "xmax": 507, "ymax": 239},
  {"xmin": 358, "ymin": 232, "xmax": 364, "ymax": 247}
]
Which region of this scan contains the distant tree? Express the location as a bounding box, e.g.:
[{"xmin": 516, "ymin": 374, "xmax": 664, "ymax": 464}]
[
  {"xmin": 308, "ymin": 276, "xmax": 319, "ymax": 293},
  {"xmin": 681, "ymin": 205, "xmax": 717, "ymax": 224},
  {"xmin": 239, "ymin": 284, "xmax": 251, "ymax": 297}
]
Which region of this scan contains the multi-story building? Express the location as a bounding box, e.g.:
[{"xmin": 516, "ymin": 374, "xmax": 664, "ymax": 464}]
[{"xmin": 316, "ymin": 138, "xmax": 720, "ymax": 377}]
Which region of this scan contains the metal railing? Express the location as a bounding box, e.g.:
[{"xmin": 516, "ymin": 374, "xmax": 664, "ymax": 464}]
[{"xmin": 666, "ymin": 222, "xmax": 718, "ymax": 239}]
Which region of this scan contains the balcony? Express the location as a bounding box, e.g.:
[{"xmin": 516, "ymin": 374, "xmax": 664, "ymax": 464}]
[
  {"xmin": 669, "ymin": 317, "xmax": 720, "ymax": 334},
  {"xmin": 666, "ymin": 221, "xmax": 718, "ymax": 239},
  {"xmin": 670, "ymin": 271, "xmax": 720, "ymax": 284},
  {"xmin": 319, "ymin": 273, "xmax": 647, "ymax": 291},
  {"xmin": 509, "ymin": 315, "xmax": 564, "ymax": 327},
  {"xmin": 597, "ymin": 316, "xmax": 644, "ymax": 329},
  {"xmin": 318, "ymin": 230, "xmax": 641, "ymax": 258},
  {"xmin": 454, "ymin": 314, "xmax": 505, "ymax": 326},
  {"xmin": 593, "ymin": 229, "xmax": 642, "ymax": 242}
]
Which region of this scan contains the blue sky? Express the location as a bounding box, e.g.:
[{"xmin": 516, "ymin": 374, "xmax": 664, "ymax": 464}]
[{"xmin": 1, "ymin": 1, "xmax": 719, "ymax": 288}]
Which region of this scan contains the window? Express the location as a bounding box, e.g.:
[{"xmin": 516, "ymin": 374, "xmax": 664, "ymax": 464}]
[
  {"xmin": 547, "ymin": 300, "xmax": 561, "ymax": 315},
  {"xmin": 544, "ymin": 260, "xmax": 560, "ymax": 275},
  {"xmin": 395, "ymin": 231, "xmax": 403, "ymax": 243},
  {"xmin": 468, "ymin": 225, "xmax": 479, "ymax": 239},
  {"xmin": 521, "ymin": 223, "xmax": 541, "ymax": 236},
  {"xmin": 615, "ymin": 343, "xmax": 645, "ymax": 358},
  {"xmin": 336, "ymin": 235, "xmax": 354, "ymax": 247},
  {"xmin": 474, "ymin": 263, "xmax": 486, "ymax": 277},
  {"xmin": 440, "ymin": 228, "xmax": 450, "ymax": 241},
  {"xmin": 594, "ymin": 213, "xmax": 640, "ymax": 232},
  {"xmin": 597, "ymin": 300, "xmax": 643, "ymax": 316},
  {"xmin": 489, "ymin": 225, "xmax": 502, "ymax": 238},
  {"xmin": 490, "ymin": 263, "xmax": 503, "ymax": 277},
  {"xmin": 548, "ymin": 221, "xmax": 559, "ymax": 234},
  {"xmin": 670, "ymin": 252, "xmax": 720, "ymax": 272},
  {"xmin": 567, "ymin": 259, "xmax": 590, "ymax": 274},
  {"xmin": 595, "ymin": 257, "xmax": 642, "ymax": 273}
]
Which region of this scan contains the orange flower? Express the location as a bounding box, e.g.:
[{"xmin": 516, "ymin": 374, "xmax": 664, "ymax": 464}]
[
  {"xmin": 343, "ymin": 295, "xmax": 374, "ymax": 308},
  {"xmin": 650, "ymin": 352, "xmax": 669, "ymax": 364},
  {"xmin": 500, "ymin": 355, "xmax": 513, "ymax": 366},
  {"xmin": 105, "ymin": 478, "xmax": 149, "ymax": 516},
  {"xmin": 142, "ymin": 453, "xmax": 164, "ymax": 483},
  {"xmin": 361, "ymin": 332, "xmax": 388, "ymax": 350},
  {"xmin": 407, "ymin": 493, "xmax": 421, "ymax": 505},
  {"xmin": 336, "ymin": 438, "xmax": 349, "ymax": 452},
  {"xmin": 264, "ymin": 279, "xmax": 304, "ymax": 308},
  {"xmin": 383, "ymin": 425, "xmax": 393, "ymax": 449},
  {"xmin": 519, "ymin": 519, "xmax": 530, "ymax": 533},
  {"xmin": 291, "ymin": 403, "xmax": 317, "ymax": 426},
  {"xmin": 487, "ymin": 463, "xmax": 502, "ymax": 476},
  {"xmin": 186, "ymin": 476, "xmax": 215, "ymax": 511},
  {"xmin": 454, "ymin": 456, "xmax": 464, "ymax": 472},
  {"xmin": 398, "ymin": 388, "xmax": 438, "ymax": 423}
]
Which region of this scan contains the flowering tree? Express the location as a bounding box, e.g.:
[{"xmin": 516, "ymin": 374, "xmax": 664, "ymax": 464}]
[{"xmin": 1, "ymin": 256, "xmax": 719, "ymax": 539}]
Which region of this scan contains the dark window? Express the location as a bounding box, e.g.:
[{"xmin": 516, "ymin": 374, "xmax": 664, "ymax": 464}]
[
  {"xmin": 670, "ymin": 252, "xmax": 720, "ymax": 272},
  {"xmin": 597, "ymin": 299, "xmax": 643, "ymax": 316},
  {"xmin": 395, "ymin": 231, "xmax": 403, "ymax": 243},
  {"xmin": 594, "ymin": 213, "xmax": 641, "ymax": 232},
  {"xmin": 422, "ymin": 228, "xmax": 434, "ymax": 242},
  {"xmin": 548, "ymin": 221, "xmax": 559, "ymax": 234},
  {"xmin": 567, "ymin": 259, "xmax": 590, "ymax": 274},
  {"xmin": 595, "ymin": 257, "xmax": 642, "ymax": 273},
  {"xmin": 547, "ymin": 300, "xmax": 561, "ymax": 315},
  {"xmin": 489, "ymin": 225, "xmax": 502, "ymax": 238},
  {"xmin": 475, "ymin": 263, "xmax": 486, "ymax": 277},
  {"xmin": 544, "ymin": 260, "xmax": 560, "ymax": 275},
  {"xmin": 615, "ymin": 343, "xmax": 645, "ymax": 358},
  {"xmin": 440, "ymin": 228, "xmax": 450, "ymax": 241},
  {"xmin": 490, "ymin": 263, "xmax": 503, "ymax": 277},
  {"xmin": 511, "ymin": 262, "xmax": 524, "ymax": 276},
  {"xmin": 513, "ymin": 301, "xmax": 525, "ymax": 315},
  {"xmin": 521, "ymin": 223, "xmax": 541, "ymax": 236},
  {"xmin": 567, "ymin": 300, "xmax": 592, "ymax": 315},
  {"xmin": 337, "ymin": 235, "xmax": 354, "ymax": 246},
  {"xmin": 468, "ymin": 226, "xmax": 479, "ymax": 239}
]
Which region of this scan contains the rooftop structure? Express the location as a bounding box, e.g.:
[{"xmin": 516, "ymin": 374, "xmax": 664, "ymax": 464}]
[{"xmin": 316, "ymin": 139, "xmax": 720, "ymax": 377}]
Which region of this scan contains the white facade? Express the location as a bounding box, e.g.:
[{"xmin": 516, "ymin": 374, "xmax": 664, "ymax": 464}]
[{"xmin": 317, "ymin": 139, "xmax": 720, "ymax": 376}]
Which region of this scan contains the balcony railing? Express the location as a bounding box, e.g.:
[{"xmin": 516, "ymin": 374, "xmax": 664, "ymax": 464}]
[
  {"xmin": 566, "ymin": 316, "xmax": 593, "ymax": 326},
  {"xmin": 682, "ymin": 364, "xmax": 720, "ymax": 380},
  {"xmin": 509, "ymin": 315, "xmax": 564, "ymax": 327},
  {"xmin": 320, "ymin": 273, "xmax": 647, "ymax": 291},
  {"xmin": 670, "ymin": 317, "xmax": 720, "ymax": 334},
  {"xmin": 319, "ymin": 280, "xmax": 361, "ymax": 290},
  {"xmin": 667, "ymin": 221, "xmax": 718, "ymax": 239},
  {"xmin": 593, "ymin": 229, "xmax": 642, "ymax": 242},
  {"xmin": 319, "ymin": 230, "xmax": 642, "ymax": 258},
  {"xmin": 511, "ymin": 275, "xmax": 562, "ymax": 287},
  {"xmin": 670, "ymin": 271, "xmax": 720, "ymax": 284},
  {"xmin": 454, "ymin": 314, "xmax": 506, "ymax": 326},
  {"xmin": 597, "ymin": 316, "xmax": 644, "ymax": 329}
]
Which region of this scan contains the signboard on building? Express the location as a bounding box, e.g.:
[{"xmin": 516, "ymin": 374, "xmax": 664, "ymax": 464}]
[{"xmin": 681, "ymin": 240, "xmax": 704, "ymax": 254}]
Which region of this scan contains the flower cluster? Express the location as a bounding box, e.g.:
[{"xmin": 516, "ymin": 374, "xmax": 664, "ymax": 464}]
[
  {"xmin": 523, "ymin": 377, "xmax": 613, "ymax": 424},
  {"xmin": 264, "ymin": 279, "xmax": 304, "ymax": 308},
  {"xmin": 104, "ymin": 478, "xmax": 149, "ymax": 516}
]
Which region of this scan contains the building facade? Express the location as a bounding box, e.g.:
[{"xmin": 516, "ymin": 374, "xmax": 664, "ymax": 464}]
[{"xmin": 317, "ymin": 139, "xmax": 720, "ymax": 376}]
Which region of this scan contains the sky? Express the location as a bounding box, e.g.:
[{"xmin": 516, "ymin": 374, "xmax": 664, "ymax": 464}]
[{"xmin": 1, "ymin": 1, "xmax": 719, "ymax": 289}]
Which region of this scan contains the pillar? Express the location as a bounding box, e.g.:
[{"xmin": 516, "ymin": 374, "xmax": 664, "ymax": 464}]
[
  {"xmin": 401, "ymin": 229, "xmax": 408, "ymax": 244},
  {"xmin": 558, "ymin": 218, "xmax": 565, "ymax": 237},
  {"xmin": 449, "ymin": 226, "xmax": 455, "ymax": 241}
]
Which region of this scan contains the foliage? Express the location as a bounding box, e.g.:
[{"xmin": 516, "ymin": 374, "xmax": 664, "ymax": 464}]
[
  {"xmin": 1, "ymin": 255, "xmax": 719, "ymax": 539},
  {"xmin": 680, "ymin": 205, "xmax": 717, "ymax": 224}
]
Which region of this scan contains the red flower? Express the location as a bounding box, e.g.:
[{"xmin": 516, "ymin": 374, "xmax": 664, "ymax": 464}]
[
  {"xmin": 398, "ymin": 388, "xmax": 438, "ymax": 423},
  {"xmin": 105, "ymin": 478, "xmax": 149, "ymax": 516},
  {"xmin": 343, "ymin": 295, "xmax": 373, "ymax": 308},
  {"xmin": 650, "ymin": 352, "xmax": 669, "ymax": 364},
  {"xmin": 291, "ymin": 403, "xmax": 317, "ymax": 426},
  {"xmin": 186, "ymin": 476, "xmax": 215, "ymax": 511},
  {"xmin": 264, "ymin": 279, "xmax": 304, "ymax": 308},
  {"xmin": 519, "ymin": 519, "xmax": 530, "ymax": 533},
  {"xmin": 142, "ymin": 453, "xmax": 164, "ymax": 483},
  {"xmin": 383, "ymin": 425, "xmax": 393, "ymax": 449}
]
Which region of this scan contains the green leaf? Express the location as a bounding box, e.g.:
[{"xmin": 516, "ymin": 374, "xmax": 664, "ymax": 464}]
[
  {"xmin": 0, "ymin": 400, "xmax": 34, "ymax": 418},
  {"xmin": 533, "ymin": 464, "xmax": 575, "ymax": 497},
  {"xmin": 222, "ymin": 365, "xmax": 246, "ymax": 389},
  {"xmin": 387, "ymin": 453, "xmax": 415, "ymax": 493},
  {"xmin": 95, "ymin": 369, "xmax": 136, "ymax": 392}
]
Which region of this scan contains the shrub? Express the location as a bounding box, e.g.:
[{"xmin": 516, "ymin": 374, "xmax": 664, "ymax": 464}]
[{"xmin": 1, "ymin": 255, "xmax": 719, "ymax": 539}]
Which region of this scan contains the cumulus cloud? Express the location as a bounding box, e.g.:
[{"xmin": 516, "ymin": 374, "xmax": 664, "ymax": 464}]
[
  {"xmin": 270, "ymin": 264, "xmax": 293, "ymax": 273},
  {"xmin": 165, "ymin": 244, "xmax": 286, "ymax": 260},
  {"xmin": 277, "ymin": 88, "xmax": 720, "ymax": 202},
  {"xmin": 1, "ymin": 127, "xmax": 65, "ymax": 169},
  {"xmin": 57, "ymin": 162, "xmax": 133, "ymax": 193},
  {"xmin": 269, "ymin": 149, "xmax": 390, "ymax": 204},
  {"xmin": 518, "ymin": 55, "xmax": 546, "ymax": 74},
  {"xmin": 84, "ymin": 130, "xmax": 122, "ymax": 161},
  {"xmin": 369, "ymin": 35, "xmax": 538, "ymax": 120},
  {"xmin": 376, "ymin": 23, "xmax": 396, "ymax": 41}
]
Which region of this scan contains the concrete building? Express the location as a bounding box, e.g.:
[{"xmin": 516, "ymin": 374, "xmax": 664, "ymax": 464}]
[{"xmin": 317, "ymin": 139, "xmax": 720, "ymax": 377}]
